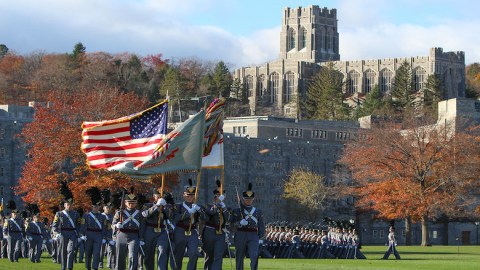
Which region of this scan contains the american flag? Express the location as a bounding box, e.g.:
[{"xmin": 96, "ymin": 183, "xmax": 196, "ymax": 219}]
[{"xmin": 81, "ymin": 101, "xmax": 168, "ymax": 170}]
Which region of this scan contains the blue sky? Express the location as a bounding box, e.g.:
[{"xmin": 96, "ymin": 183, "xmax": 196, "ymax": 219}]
[{"xmin": 1, "ymin": 0, "xmax": 479, "ymax": 68}]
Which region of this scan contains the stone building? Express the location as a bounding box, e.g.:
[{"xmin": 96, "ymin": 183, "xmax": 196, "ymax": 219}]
[
  {"xmin": 0, "ymin": 103, "xmax": 34, "ymax": 205},
  {"xmin": 233, "ymin": 5, "xmax": 466, "ymax": 117}
]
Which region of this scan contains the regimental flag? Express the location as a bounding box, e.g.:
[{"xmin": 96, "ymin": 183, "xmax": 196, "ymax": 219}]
[
  {"xmin": 202, "ymin": 98, "xmax": 225, "ymax": 169},
  {"xmin": 81, "ymin": 101, "xmax": 169, "ymax": 170},
  {"xmin": 109, "ymin": 110, "xmax": 206, "ymax": 176}
]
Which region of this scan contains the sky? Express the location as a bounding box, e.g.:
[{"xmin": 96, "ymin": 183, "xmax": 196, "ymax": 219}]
[{"xmin": 1, "ymin": 0, "xmax": 479, "ymax": 69}]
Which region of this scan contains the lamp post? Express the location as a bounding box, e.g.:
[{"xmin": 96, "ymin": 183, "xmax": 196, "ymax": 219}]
[{"xmin": 475, "ymin": 222, "xmax": 479, "ymax": 245}]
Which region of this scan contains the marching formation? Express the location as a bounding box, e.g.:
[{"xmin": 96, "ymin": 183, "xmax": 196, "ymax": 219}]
[{"xmin": 0, "ymin": 179, "xmax": 266, "ymax": 270}]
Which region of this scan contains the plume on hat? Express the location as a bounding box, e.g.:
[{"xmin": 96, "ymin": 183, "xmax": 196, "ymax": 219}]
[
  {"xmin": 7, "ymin": 200, "xmax": 16, "ymax": 211},
  {"xmin": 101, "ymin": 189, "xmax": 111, "ymax": 205},
  {"xmin": 86, "ymin": 187, "xmax": 102, "ymax": 205},
  {"xmin": 59, "ymin": 181, "xmax": 74, "ymax": 201}
]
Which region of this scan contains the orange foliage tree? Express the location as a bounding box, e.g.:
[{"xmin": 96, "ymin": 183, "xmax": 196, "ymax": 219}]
[
  {"xmin": 15, "ymin": 86, "xmax": 171, "ymax": 221},
  {"xmin": 340, "ymin": 115, "xmax": 480, "ymax": 246}
]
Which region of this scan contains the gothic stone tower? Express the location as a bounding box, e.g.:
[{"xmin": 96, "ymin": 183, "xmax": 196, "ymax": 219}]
[{"xmin": 280, "ymin": 5, "xmax": 340, "ymax": 63}]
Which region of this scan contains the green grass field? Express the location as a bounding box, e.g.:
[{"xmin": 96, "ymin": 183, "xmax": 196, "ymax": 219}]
[{"xmin": 0, "ymin": 245, "xmax": 479, "ymax": 269}]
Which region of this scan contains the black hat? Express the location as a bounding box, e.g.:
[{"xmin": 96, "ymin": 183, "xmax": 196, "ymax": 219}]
[
  {"xmin": 86, "ymin": 187, "xmax": 103, "ymax": 206},
  {"xmin": 111, "ymin": 191, "xmax": 123, "ymax": 209},
  {"xmin": 163, "ymin": 192, "xmax": 174, "ymax": 205},
  {"xmin": 184, "ymin": 179, "xmax": 196, "ymax": 195},
  {"xmin": 7, "ymin": 200, "xmax": 18, "ymax": 213},
  {"xmin": 137, "ymin": 194, "xmax": 147, "ymax": 207},
  {"xmin": 59, "ymin": 181, "xmax": 74, "ymax": 204},
  {"xmin": 125, "ymin": 187, "xmax": 137, "ymax": 202},
  {"xmin": 242, "ymin": 183, "xmax": 255, "ymax": 198},
  {"xmin": 30, "ymin": 203, "xmax": 40, "ymax": 217},
  {"xmin": 50, "ymin": 205, "xmax": 59, "ymax": 215},
  {"xmin": 101, "ymin": 189, "xmax": 112, "ymax": 207},
  {"xmin": 213, "ymin": 180, "xmax": 224, "ymax": 196},
  {"xmin": 76, "ymin": 207, "xmax": 84, "ymax": 217}
]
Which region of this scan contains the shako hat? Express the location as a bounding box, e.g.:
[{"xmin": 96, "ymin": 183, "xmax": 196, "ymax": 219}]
[
  {"xmin": 7, "ymin": 200, "xmax": 18, "ymax": 213},
  {"xmin": 125, "ymin": 187, "xmax": 137, "ymax": 202},
  {"xmin": 59, "ymin": 181, "xmax": 74, "ymax": 204},
  {"xmin": 184, "ymin": 179, "xmax": 196, "ymax": 195},
  {"xmin": 86, "ymin": 187, "xmax": 103, "ymax": 206},
  {"xmin": 213, "ymin": 180, "xmax": 224, "ymax": 196},
  {"xmin": 242, "ymin": 183, "xmax": 255, "ymax": 198}
]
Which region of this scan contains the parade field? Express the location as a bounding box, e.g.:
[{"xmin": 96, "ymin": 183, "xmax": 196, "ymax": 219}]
[{"xmin": 0, "ymin": 245, "xmax": 479, "ymax": 270}]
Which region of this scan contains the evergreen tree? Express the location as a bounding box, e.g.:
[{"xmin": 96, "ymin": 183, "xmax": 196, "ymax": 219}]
[
  {"xmin": 358, "ymin": 85, "xmax": 385, "ymax": 117},
  {"xmin": 423, "ymin": 74, "xmax": 444, "ymax": 115},
  {"xmin": 0, "ymin": 44, "xmax": 8, "ymax": 59},
  {"xmin": 303, "ymin": 63, "xmax": 349, "ymax": 120},
  {"xmin": 69, "ymin": 42, "xmax": 86, "ymax": 69},
  {"xmin": 212, "ymin": 61, "xmax": 232, "ymax": 97},
  {"xmin": 391, "ymin": 61, "xmax": 414, "ymax": 112}
]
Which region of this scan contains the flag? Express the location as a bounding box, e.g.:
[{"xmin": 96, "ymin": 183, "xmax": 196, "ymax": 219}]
[
  {"xmin": 81, "ymin": 101, "xmax": 169, "ymax": 170},
  {"xmin": 109, "ymin": 110, "xmax": 206, "ymax": 176},
  {"xmin": 202, "ymin": 98, "xmax": 225, "ymax": 169}
]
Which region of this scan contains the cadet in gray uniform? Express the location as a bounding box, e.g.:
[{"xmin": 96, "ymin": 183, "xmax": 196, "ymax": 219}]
[
  {"xmin": 382, "ymin": 226, "xmax": 401, "ymax": 260},
  {"xmin": 141, "ymin": 187, "xmax": 173, "ymax": 270},
  {"xmin": 231, "ymin": 183, "xmax": 265, "ymax": 270},
  {"xmin": 172, "ymin": 179, "xmax": 206, "ymax": 270},
  {"xmin": 112, "ymin": 189, "xmax": 145, "ymax": 270},
  {"xmin": 99, "ymin": 189, "xmax": 115, "ymax": 270},
  {"xmin": 52, "ymin": 181, "xmax": 82, "ymax": 270},
  {"xmin": 202, "ymin": 180, "xmax": 230, "ymax": 270},
  {"xmin": 25, "ymin": 204, "xmax": 44, "ymax": 263},
  {"xmin": 3, "ymin": 200, "xmax": 25, "ymax": 262},
  {"xmin": 81, "ymin": 187, "xmax": 108, "ymax": 270}
]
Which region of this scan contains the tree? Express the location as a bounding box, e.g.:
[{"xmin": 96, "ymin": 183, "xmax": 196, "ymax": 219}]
[
  {"xmin": 303, "ymin": 63, "xmax": 350, "ymax": 120},
  {"xmin": 423, "ymin": 74, "xmax": 445, "ymax": 115},
  {"xmin": 283, "ymin": 168, "xmax": 335, "ymax": 220},
  {"xmin": 211, "ymin": 61, "xmax": 232, "ymax": 97},
  {"xmin": 0, "ymin": 44, "xmax": 8, "ymax": 58},
  {"xmin": 358, "ymin": 85, "xmax": 386, "ymax": 118},
  {"xmin": 339, "ymin": 115, "xmax": 480, "ymax": 246},
  {"xmin": 15, "ymin": 87, "xmax": 156, "ymax": 219},
  {"xmin": 391, "ymin": 61, "xmax": 414, "ymax": 112}
]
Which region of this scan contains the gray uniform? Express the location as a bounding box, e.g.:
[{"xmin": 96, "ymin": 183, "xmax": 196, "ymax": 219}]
[
  {"xmin": 141, "ymin": 203, "xmax": 173, "ymax": 270},
  {"xmin": 202, "ymin": 203, "xmax": 230, "ymax": 270},
  {"xmin": 25, "ymin": 220, "xmax": 45, "ymax": 262},
  {"xmin": 81, "ymin": 211, "xmax": 107, "ymax": 270},
  {"xmin": 231, "ymin": 206, "xmax": 265, "ymax": 270},
  {"xmin": 172, "ymin": 202, "xmax": 205, "ymax": 270},
  {"xmin": 382, "ymin": 231, "xmax": 401, "ymax": 260},
  {"xmin": 52, "ymin": 209, "xmax": 81, "ymax": 270},
  {"xmin": 100, "ymin": 212, "xmax": 115, "ymax": 269},
  {"xmin": 2, "ymin": 216, "xmax": 25, "ymax": 262},
  {"xmin": 112, "ymin": 208, "xmax": 145, "ymax": 270}
]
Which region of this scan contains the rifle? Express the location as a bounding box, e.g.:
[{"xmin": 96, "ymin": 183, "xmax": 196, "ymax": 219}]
[
  {"xmin": 119, "ymin": 188, "xmax": 126, "ymax": 225},
  {"xmin": 235, "ymin": 186, "xmax": 244, "ymax": 220}
]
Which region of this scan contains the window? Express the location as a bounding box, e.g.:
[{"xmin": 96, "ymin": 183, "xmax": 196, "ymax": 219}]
[
  {"xmin": 373, "ymin": 230, "xmax": 378, "ymax": 239},
  {"xmin": 299, "ymin": 27, "xmax": 307, "ymax": 49},
  {"xmin": 234, "ymin": 126, "xmax": 247, "ymax": 136},
  {"xmin": 0, "ymin": 167, "xmax": 4, "ymax": 176},
  {"xmin": 257, "ymin": 75, "xmax": 265, "ymax": 97},
  {"xmin": 347, "ymin": 71, "xmax": 360, "ymax": 95},
  {"xmin": 286, "ymin": 128, "xmax": 303, "ymax": 137},
  {"xmin": 231, "ymin": 143, "xmax": 241, "ymax": 153},
  {"xmin": 0, "ymin": 148, "xmax": 5, "ymax": 159},
  {"xmin": 284, "ymin": 72, "xmax": 295, "ymax": 103},
  {"xmin": 312, "ymin": 129, "xmax": 327, "ymax": 139},
  {"xmin": 414, "ymin": 67, "xmax": 426, "ymax": 91},
  {"xmin": 269, "ymin": 73, "xmax": 279, "ymax": 104},
  {"xmin": 363, "ymin": 69, "xmax": 376, "ymax": 94},
  {"xmin": 379, "ymin": 230, "xmax": 385, "ymax": 239},
  {"xmin": 245, "ymin": 75, "xmax": 254, "ymax": 97},
  {"xmin": 380, "ymin": 69, "xmax": 393, "ymax": 93},
  {"xmin": 432, "ymin": 230, "xmax": 438, "ymax": 239},
  {"xmin": 288, "ymin": 28, "xmax": 296, "ymax": 51},
  {"xmin": 0, "ymin": 128, "xmax": 4, "ymax": 140},
  {"xmin": 254, "ymin": 160, "xmax": 265, "ymax": 170},
  {"xmin": 231, "ymin": 159, "xmax": 242, "ymax": 169},
  {"xmin": 295, "ymin": 147, "xmax": 305, "ymax": 157},
  {"xmin": 336, "ymin": 132, "xmax": 350, "ymax": 140},
  {"xmin": 317, "ymin": 27, "xmax": 325, "ymax": 51}
]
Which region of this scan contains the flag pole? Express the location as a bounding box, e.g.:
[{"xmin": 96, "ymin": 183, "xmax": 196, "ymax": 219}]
[
  {"xmin": 156, "ymin": 174, "xmax": 165, "ymax": 232},
  {"xmin": 188, "ymin": 170, "xmax": 202, "ymax": 234},
  {"xmin": 217, "ymin": 167, "xmax": 225, "ymax": 234}
]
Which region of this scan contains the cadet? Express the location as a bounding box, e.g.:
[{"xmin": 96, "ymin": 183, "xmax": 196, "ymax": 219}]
[
  {"xmin": 99, "ymin": 189, "xmax": 115, "ymax": 270},
  {"xmin": 231, "ymin": 183, "xmax": 265, "ymax": 270},
  {"xmin": 382, "ymin": 226, "xmax": 401, "ymax": 260},
  {"xmin": 172, "ymin": 179, "xmax": 205, "ymax": 270},
  {"xmin": 81, "ymin": 187, "xmax": 108, "ymax": 270},
  {"xmin": 112, "ymin": 188, "xmax": 145, "ymax": 270},
  {"xmin": 52, "ymin": 181, "xmax": 82, "ymax": 270},
  {"xmin": 141, "ymin": 186, "xmax": 173, "ymax": 270},
  {"xmin": 25, "ymin": 204, "xmax": 44, "ymax": 263},
  {"xmin": 202, "ymin": 180, "xmax": 230, "ymax": 270},
  {"xmin": 3, "ymin": 200, "xmax": 25, "ymax": 262}
]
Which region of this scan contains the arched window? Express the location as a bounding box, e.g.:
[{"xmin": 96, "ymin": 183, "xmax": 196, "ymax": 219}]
[
  {"xmin": 257, "ymin": 75, "xmax": 265, "ymax": 97},
  {"xmin": 245, "ymin": 75, "xmax": 254, "ymax": 97},
  {"xmin": 363, "ymin": 69, "xmax": 376, "ymax": 94},
  {"xmin": 269, "ymin": 73, "xmax": 279, "ymax": 104},
  {"xmin": 380, "ymin": 69, "xmax": 393, "ymax": 93},
  {"xmin": 299, "ymin": 27, "xmax": 307, "ymax": 49},
  {"xmin": 414, "ymin": 67, "xmax": 426, "ymax": 91},
  {"xmin": 326, "ymin": 28, "xmax": 333, "ymax": 51},
  {"xmin": 288, "ymin": 28, "xmax": 296, "ymax": 51},
  {"xmin": 347, "ymin": 70, "xmax": 360, "ymax": 95},
  {"xmin": 317, "ymin": 27, "xmax": 325, "ymax": 51},
  {"xmin": 284, "ymin": 72, "xmax": 295, "ymax": 103}
]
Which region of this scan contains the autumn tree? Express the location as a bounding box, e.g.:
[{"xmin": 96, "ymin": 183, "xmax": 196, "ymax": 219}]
[
  {"xmin": 339, "ymin": 114, "xmax": 480, "ymax": 246},
  {"xmin": 16, "ymin": 87, "xmax": 157, "ymax": 220},
  {"xmin": 283, "ymin": 168, "xmax": 336, "ymax": 220}
]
